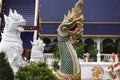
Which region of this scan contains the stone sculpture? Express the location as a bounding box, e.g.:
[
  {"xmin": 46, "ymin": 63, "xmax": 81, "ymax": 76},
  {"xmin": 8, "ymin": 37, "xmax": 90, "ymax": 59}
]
[
  {"xmin": 30, "ymin": 36, "xmax": 45, "ymax": 63},
  {"xmin": 56, "ymin": 0, "xmax": 84, "ymax": 79},
  {"xmin": 91, "ymin": 66, "xmax": 104, "ymax": 80},
  {"xmin": 0, "ymin": 9, "xmax": 26, "ymax": 74},
  {"xmin": 107, "ymin": 62, "xmax": 120, "ymax": 80}
]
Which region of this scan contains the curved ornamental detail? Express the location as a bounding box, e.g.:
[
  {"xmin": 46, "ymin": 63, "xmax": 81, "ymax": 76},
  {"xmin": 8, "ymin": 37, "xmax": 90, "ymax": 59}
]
[{"xmin": 57, "ymin": 0, "xmax": 84, "ymax": 79}]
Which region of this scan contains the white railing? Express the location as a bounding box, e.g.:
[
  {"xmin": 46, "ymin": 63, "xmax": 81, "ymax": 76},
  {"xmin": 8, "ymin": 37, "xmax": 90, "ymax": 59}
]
[
  {"xmin": 101, "ymin": 54, "xmax": 118, "ymax": 62},
  {"xmin": 44, "ymin": 53, "xmax": 54, "ymax": 59},
  {"xmin": 44, "ymin": 53, "xmax": 113, "ymax": 79},
  {"xmin": 101, "ymin": 54, "xmax": 111, "ymax": 62},
  {"xmin": 44, "ymin": 53, "xmax": 117, "ymax": 62}
]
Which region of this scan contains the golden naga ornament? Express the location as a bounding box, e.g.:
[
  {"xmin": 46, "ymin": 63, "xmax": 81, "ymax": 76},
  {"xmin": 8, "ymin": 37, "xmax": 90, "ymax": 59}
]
[
  {"xmin": 56, "ymin": 0, "xmax": 84, "ymax": 80},
  {"xmin": 91, "ymin": 66, "xmax": 104, "ymax": 80}
]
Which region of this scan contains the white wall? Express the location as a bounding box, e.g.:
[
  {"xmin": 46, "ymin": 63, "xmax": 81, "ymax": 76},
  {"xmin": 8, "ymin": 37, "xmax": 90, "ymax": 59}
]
[{"xmin": 80, "ymin": 62, "xmax": 111, "ymax": 80}]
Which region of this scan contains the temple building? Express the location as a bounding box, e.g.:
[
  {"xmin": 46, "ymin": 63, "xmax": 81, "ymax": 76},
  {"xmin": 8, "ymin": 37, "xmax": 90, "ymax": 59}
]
[{"xmin": 0, "ymin": 0, "xmax": 120, "ymax": 59}]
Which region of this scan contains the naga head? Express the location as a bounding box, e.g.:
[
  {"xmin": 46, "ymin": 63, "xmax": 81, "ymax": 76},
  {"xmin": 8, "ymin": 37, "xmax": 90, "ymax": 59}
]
[
  {"xmin": 4, "ymin": 9, "xmax": 26, "ymax": 32},
  {"xmin": 57, "ymin": 0, "xmax": 84, "ymax": 40}
]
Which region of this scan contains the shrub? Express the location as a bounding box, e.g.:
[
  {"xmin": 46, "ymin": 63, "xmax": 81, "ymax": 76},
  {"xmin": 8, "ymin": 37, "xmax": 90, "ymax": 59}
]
[
  {"xmin": 89, "ymin": 45, "xmax": 97, "ymax": 61},
  {"xmin": 15, "ymin": 62, "xmax": 57, "ymax": 80},
  {"xmin": 0, "ymin": 52, "xmax": 14, "ymax": 80},
  {"xmin": 53, "ymin": 61, "xmax": 59, "ymax": 71},
  {"xmin": 75, "ymin": 43, "xmax": 86, "ymax": 59},
  {"xmin": 103, "ymin": 43, "xmax": 115, "ymax": 53}
]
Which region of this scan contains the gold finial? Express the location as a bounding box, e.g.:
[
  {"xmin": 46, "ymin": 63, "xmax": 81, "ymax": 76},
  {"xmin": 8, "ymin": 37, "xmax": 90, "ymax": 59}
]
[
  {"xmin": 74, "ymin": 0, "xmax": 83, "ymax": 13},
  {"xmin": 67, "ymin": 10, "xmax": 71, "ymax": 18},
  {"xmin": 64, "ymin": 15, "xmax": 67, "ymax": 20}
]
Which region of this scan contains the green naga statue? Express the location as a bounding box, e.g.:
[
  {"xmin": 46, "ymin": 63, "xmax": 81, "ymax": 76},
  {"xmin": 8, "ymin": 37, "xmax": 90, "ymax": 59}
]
[{"xmin": 56, "ymin": 0, "xmax": 84, "ymax": 80}]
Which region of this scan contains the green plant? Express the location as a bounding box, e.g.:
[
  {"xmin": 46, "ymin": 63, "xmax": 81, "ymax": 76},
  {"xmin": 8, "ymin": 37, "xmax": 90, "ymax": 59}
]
[
  {"xmin": 53, "ymin": 43, "xmax": 60, "ymax": 59},
  {"xmin": 53, "ymin": 50, "xmax": 60, "ymax": 59},
  {"xmin": 89, "ymin": 45, "xmax": 97, "ymax": 61},
  {"xmin": 44, "ymin": 43, "xmax": 58, "ymax": 53},
  {"xmin": 75, "ymin": 43, "xmax": 86, "ymax": 59},
  {"xmin": 103, "ymin": 43, "xmax": 115, "ymax": 53},
  {"xmin": 53, "ymin": 61, "xmax": 59, "ymax": 71},
  {"xmin": 101, "ymin": 55, "xmax": 104, "ymax": 61},
  {"xmin": 0, "ymin": 52, "xmax": 14, "ymax": 80},
  {"xmin": 15, "ymin": 62, "xmax": 57, "ymax": 80},
  {"xmin": 117, "ymin": 42, "xmax": 120, "ymax": 61}
]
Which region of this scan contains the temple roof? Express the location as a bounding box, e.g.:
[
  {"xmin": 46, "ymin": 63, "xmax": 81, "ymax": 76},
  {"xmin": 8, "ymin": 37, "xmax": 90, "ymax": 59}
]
[
  {"xmin": 4, "ymin": 0, "xmax": 35, "ymax": 26},
  {"xmin": 40, "ymin": 0, "xmax": 120, "ymax": 35},
  {"xmin": 2, "ymin": 0, "xmax": 120, "ymax": 48},
  {"xmin": 3, "ymin": 0, "xmax": 120, "ymax": 35},
  {"xmin": 40, "ymin": 0, "xmax": 120, "ymax": 22}
]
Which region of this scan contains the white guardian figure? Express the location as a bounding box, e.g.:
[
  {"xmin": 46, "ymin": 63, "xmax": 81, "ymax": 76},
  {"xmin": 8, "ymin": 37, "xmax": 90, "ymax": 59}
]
[
  {"xmin": 0, "ymin": 9, "xmax": 26, "ymax": 74},
  {"xmin": 30, "ymin": 37, "xmax": 45, "ymax": 63}
]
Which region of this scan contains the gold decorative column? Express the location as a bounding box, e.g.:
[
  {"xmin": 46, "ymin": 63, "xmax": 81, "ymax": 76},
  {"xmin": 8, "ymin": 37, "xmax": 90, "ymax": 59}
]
[
  {"xmin": 0, "ymin": 0, "xmax": 2, "ymax": 13},
  {"xmin": 0, "ymin": 0, "xmax": 2, "ymax": 26}
]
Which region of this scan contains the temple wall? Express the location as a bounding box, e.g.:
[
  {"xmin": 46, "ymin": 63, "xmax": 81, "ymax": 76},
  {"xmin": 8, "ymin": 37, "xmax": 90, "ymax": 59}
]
[{"xmin": 80, "ymin": 62, "xmax": 111, "ymax": 79}]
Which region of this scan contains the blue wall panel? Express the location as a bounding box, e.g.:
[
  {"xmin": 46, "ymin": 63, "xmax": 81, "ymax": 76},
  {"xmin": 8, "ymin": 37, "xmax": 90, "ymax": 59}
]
[
  {"xmin": 83, "ymin": 0, "xmax": 120, "ymax": 22},
  {"xmin": 84, "ymin": 24, "xmax": 120, "ymax": 35},
  {"xmin": 41, "ymin": 23, "xmax": 120, "ymax": 35},
  {"xmin": 4, "ymin": 0, "xmax": 35, "ymax": 26},
  {"xmin": 41, "ymin": 23, "xmax": 59, "ymax": 34},
  {"xmin": 21, "ymin": 32, "xmax": 34, "ymax": 48},
  {"xmin": 3, "ymin": 0, "xmax": 120, "ymax": 35},
  {"xmin": 40, "ymin": 0, "xmax": 78, "ymax": 21},
  {"xmin": 40, "ymin": 0, "xmax": 120, "ymax": 22},
  {"xmin": 40, "ymin": 0, "xmax": 120, "ymax": 35}
]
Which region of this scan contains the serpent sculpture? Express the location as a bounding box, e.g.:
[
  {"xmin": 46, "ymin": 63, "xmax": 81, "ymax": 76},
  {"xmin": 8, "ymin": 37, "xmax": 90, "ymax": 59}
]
[{"xmin": 57, "ymin": 0, "xmax": 84, "ymax": 80}]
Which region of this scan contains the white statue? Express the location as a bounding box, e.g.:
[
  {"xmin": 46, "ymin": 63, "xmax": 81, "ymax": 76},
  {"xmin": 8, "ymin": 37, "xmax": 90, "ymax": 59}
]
[
  {"xmin": 111, "ymin": 52, "xmax": 118, "ymax": 63},
  {"xmin": 0, "ymin": 9, "xmax": 26, "ymax": 74},
  {"xmin": 46, "ymin": 59, "xmax": 54, "ymax": 69},
  {"xmin": 84, "ymin": 52, "xmax": 90, "ymax": 62},
  {"xmin": 30, "ymin": 37, "xmax": 45, "ymax": 63}
]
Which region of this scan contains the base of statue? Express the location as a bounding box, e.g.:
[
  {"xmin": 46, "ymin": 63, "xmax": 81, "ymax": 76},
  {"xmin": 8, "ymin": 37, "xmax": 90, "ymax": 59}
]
[{"xmin": 53, "ymin": 70, "xmax": 81, "ymax": 80}]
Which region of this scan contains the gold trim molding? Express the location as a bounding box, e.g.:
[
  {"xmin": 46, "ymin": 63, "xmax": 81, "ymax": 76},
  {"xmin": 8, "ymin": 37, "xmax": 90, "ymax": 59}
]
[
  {"xmin": 40, "ymin": 34, "xmax": 120, "ymax": 37},
  {"xmin": 41, "ymin": 21, "xmax": 120, "ymax": 24}
]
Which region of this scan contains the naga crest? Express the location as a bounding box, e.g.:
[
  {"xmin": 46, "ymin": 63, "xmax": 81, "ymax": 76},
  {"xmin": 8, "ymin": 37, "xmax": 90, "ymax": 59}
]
[
  {"xmin": 4, "ymin": 9, "xmax": 26, "ymax": 32},
  {"xmin": 57, "ymin": 0, "xmax": 84, "ymax": 41}
]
